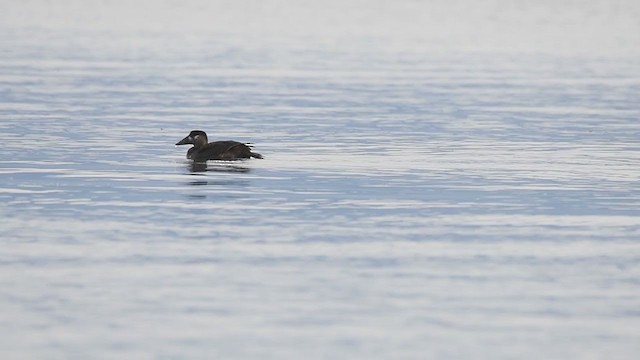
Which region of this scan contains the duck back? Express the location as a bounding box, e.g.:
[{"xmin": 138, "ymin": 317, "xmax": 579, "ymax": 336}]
[{"xmin": 189, "ymin": 141, "xmax": 262, "ymax": 161}]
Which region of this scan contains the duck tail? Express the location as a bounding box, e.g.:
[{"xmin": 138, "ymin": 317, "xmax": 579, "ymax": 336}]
[{"xmin": 251, "ymin": 152, "xmax": 263, "ymax": 159}]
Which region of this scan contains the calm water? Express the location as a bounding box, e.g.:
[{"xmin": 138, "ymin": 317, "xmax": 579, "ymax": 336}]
[{"xmin": 2, "ymin": 1, "xmax": 640, "ymax": 359}]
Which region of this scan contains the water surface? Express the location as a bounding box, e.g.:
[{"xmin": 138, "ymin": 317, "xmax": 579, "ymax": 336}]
[{"xmin": 1, "ymin": 1, "xmax": 640, "ymax": 359}]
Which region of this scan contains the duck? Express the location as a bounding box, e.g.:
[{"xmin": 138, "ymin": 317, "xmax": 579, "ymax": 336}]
[{"xmin": 175, "ymin": 130, "xmax": 263, "ymax": 161}]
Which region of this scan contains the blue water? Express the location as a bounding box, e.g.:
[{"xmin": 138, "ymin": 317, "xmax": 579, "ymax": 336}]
[{"xmin": 1, "ymin": 1, "xmax": 640, "ymax": 359}]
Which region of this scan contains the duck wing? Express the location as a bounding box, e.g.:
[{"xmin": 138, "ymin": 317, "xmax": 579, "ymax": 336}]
[{"xmin": 196, "ymin": 141, "xmax": 259, "ymax": 161}]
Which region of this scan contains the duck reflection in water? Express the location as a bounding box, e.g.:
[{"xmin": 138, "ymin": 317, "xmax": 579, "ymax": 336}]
[
  {"xmin": 187, "ymin": 161, "xmax": 251, "ymax": 174},
  {"xmin": 184, "ymin": 161, "xmax": 252, "ymax": 189}
]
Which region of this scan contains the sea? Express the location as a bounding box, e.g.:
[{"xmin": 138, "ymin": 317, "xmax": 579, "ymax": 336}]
[{"xmin": 1, "ymin": 1, "xmax": 639, "ymax": 359}]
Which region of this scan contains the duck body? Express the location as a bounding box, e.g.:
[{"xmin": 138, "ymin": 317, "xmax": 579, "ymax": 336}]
[{"xmin": 176, "ymin": 130, "xmax": 263, "ymax": 161}]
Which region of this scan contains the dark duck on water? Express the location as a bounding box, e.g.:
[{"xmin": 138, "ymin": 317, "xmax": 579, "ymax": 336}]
[{"xmin": 175, "ymin": 130, "xmax": 263, "ymax": 161}]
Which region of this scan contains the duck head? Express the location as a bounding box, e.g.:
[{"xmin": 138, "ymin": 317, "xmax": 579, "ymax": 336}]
[{"xmin": 176, "ymin": 130, "xmax": 209, "ymax": 147}]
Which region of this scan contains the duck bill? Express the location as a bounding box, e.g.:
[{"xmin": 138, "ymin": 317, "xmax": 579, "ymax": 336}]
[{"xmin": 175, "ymin": 136, "xmax": 192, "ymax": 146}]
